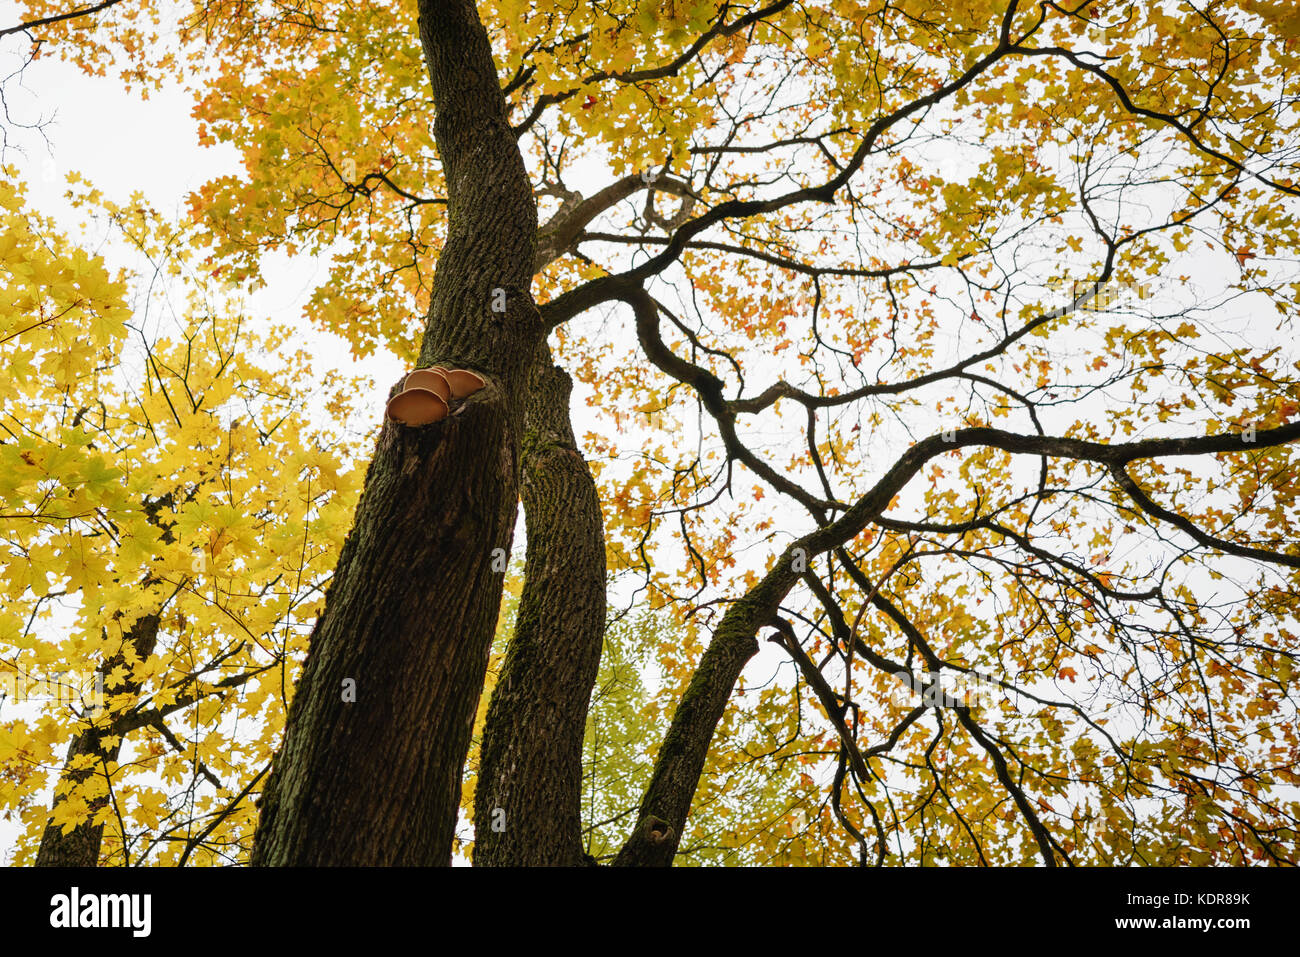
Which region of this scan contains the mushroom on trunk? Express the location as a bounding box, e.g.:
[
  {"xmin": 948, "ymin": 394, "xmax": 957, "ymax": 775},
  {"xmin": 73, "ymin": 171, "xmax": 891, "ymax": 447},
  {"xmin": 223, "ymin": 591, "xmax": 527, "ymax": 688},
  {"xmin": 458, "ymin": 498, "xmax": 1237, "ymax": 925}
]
[{"xmin": 386, "ymin": 387, "xmax": 449, "ymax": 426}]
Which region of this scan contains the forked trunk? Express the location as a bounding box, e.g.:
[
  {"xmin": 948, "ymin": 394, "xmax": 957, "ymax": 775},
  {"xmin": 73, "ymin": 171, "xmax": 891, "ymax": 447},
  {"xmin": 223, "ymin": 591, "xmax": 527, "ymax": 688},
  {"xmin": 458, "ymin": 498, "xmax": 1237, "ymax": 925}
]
[{"xmin": 472, "ymin": 348, "xmax": 607, "ymax": 865}]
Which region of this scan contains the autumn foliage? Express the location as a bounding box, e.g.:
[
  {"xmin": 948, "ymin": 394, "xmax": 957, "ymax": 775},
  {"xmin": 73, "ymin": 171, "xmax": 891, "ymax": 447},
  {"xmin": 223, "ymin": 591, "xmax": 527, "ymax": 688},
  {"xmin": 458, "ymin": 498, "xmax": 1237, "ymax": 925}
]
[{"xmin": 2, "ymin": 0, "xmax": 1300, "ymax": 865}]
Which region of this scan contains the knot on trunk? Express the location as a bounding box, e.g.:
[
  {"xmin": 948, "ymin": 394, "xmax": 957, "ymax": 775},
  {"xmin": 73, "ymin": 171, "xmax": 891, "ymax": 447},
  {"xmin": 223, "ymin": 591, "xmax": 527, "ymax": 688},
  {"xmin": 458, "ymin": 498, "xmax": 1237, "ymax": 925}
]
[{"xmin": 644, "ymin": 815, "xmax": 674, "ymax": 845}]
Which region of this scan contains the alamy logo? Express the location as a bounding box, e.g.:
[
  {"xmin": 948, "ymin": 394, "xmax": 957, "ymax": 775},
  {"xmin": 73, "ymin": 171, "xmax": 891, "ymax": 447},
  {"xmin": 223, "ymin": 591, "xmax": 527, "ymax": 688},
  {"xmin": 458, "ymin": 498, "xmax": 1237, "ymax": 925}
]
[{"xmin": 49, "ymin": 886, "xmax": 151, "ymax": 938}]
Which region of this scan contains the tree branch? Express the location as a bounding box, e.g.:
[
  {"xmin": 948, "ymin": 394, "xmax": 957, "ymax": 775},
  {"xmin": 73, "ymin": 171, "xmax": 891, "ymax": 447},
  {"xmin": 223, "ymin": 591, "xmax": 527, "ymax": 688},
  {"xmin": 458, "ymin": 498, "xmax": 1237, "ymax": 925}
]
[{"xmin": 0, "ymin": 0, "xmax": 123, "ymax": 39}]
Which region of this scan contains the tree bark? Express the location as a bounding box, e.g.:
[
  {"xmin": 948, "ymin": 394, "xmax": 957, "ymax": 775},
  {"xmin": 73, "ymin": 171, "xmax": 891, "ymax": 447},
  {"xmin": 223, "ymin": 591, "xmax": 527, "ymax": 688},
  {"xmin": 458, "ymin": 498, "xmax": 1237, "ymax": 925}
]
[
  {"xmin": 472, "ymin": 345, "xmax": 606, "ymax": 866},
  {"xmin": 250, "ymin": 0, "xmax": 541, "ymax": 866},
  {"xmin": 35, "ymin": 612, "xmax": 160, "ymax": 867}
]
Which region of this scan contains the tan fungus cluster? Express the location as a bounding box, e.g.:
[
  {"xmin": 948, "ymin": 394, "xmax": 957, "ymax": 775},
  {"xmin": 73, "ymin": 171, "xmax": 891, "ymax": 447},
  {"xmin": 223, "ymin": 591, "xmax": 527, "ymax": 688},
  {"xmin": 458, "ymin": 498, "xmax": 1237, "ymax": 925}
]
[{"xmin": 386, "ymin": 366, "xmax": 485, "ymax": 426}]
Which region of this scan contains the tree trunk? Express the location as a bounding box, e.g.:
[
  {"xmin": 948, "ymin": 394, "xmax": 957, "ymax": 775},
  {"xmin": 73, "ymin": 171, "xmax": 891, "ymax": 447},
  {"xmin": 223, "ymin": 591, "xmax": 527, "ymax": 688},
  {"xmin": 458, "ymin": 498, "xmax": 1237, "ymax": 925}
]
[
  {"xmin": 35, "ymin": 612, "xmax": 161, "ymax": 867},
  {"xmin": 473, "ymin": 346, "xmax": 606, "ymax": 866},
  {"xmin": 250, "ymin": 0, "xmax": 541, "ymax": 866}
]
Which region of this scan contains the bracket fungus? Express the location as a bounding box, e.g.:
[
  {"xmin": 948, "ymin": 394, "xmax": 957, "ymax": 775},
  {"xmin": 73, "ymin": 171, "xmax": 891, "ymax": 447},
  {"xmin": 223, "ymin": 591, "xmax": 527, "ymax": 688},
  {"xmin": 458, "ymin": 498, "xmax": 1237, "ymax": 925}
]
[
  {"xmin": 385, "ymin": 367, "xmax": 487, "ymax": 426},
  {"xmin": 444, "ymin": 369, "xmax": 485, "ymax": 399},
  {"xmin": 403, "ymin": 368, "xmax": 452, "ymax": 401},
  {"xmin": 386, "ymin": 387, "xmax": 448, "ymax": 426}
]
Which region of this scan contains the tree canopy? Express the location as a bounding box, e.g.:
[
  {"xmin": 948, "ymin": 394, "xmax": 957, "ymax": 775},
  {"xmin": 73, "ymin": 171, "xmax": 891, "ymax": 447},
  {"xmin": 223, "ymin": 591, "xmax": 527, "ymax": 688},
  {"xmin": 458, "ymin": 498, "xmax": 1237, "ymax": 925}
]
[{"xmin": 2, "ymin": 0, "xmax": 1299, "ymax": 866}]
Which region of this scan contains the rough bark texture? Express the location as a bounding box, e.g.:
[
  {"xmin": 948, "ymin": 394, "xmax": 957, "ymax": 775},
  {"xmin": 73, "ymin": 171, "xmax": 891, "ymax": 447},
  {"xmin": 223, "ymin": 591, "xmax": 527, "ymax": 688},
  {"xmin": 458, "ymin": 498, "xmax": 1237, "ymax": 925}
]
[
  {"xmin": 250, "ymin": 0, "xmax": 541, "ymax": 866},
  {"xmin": 35, "ymin": 612, "xmax": 161, "ymax": 867},
  {"xmin": 472, "ymin": 346, "xmax": 606, "ymax": 866}
]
